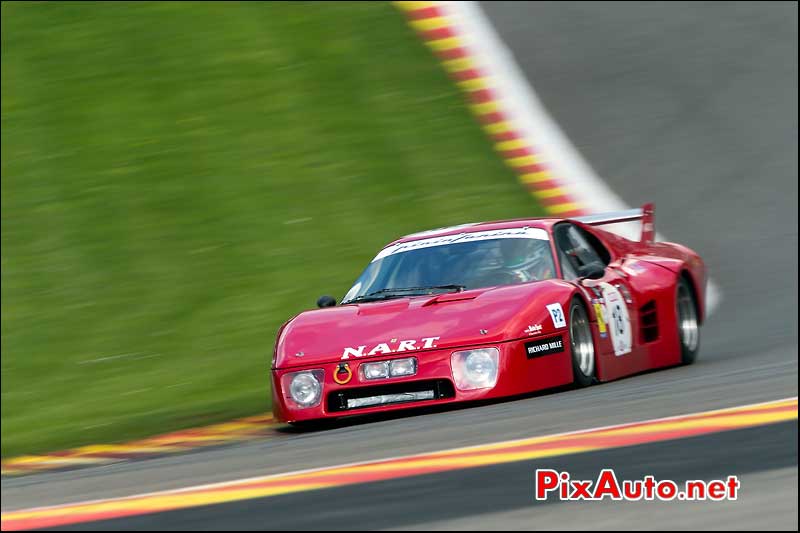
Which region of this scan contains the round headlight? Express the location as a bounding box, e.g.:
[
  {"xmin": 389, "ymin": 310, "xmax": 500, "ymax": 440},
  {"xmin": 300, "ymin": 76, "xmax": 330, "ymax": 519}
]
[
  {"xmin": 465, "ymin": 350, "xmax": 497, "ymax": 385},
  {"xmin": 451, "ymin": 348, "xmax": 499, "ymax": 390},
  {"xmin": 289, "ymin": 372, "xmax": 322, "ymax": 407},
  {"xmin": 465, "ymin": 350, "xmax": 496, "ymax": 384}
]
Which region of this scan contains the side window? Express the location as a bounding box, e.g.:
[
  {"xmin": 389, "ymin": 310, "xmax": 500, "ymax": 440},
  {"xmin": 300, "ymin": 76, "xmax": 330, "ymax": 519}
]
[
  {"xmin": 555, "ymin": 224, "xmax": 606, "ymax": 279},
  {"xmin": 578, "ymin": 226, "xmax": 611, "ymax": 266},
  {"xmin": 558, "ymin": 247, "xmax": 579, "ymax": 280}
]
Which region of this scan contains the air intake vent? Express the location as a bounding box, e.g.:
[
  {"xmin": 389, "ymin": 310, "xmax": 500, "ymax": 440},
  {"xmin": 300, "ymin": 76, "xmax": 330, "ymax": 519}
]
[
  {"xmin": 327, "ymin": 379, "xmax": 455, "ymax": 412},
  {"xmin": 640, "ymin": 300, "xmax": 659, "ymax": 343}
]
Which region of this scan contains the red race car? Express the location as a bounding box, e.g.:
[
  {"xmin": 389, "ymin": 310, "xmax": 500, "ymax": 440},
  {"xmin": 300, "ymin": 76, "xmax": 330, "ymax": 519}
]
[{"xmin": 271, "ymin": 204, "xmax": 706, "ymax": 423}]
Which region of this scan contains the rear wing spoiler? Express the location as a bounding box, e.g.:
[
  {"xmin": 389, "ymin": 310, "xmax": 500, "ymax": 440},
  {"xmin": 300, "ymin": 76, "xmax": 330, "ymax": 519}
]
[{"xmin": 574, "ymin": 203, "xmax": 655, "ymax": 243}]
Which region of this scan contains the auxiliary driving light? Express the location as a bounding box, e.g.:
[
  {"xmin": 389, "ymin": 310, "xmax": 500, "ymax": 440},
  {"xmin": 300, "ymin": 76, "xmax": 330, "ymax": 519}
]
[
  {"xmin": 361, "ymin": 361, "xmax": 390, "ymax": 380},
  {"xmin": 389, "ymin": 357, "xmax": 417, "ymax": 377},
  {"xmin": 451, "ymin": 348, "xmax": 499, "ymax": 390},
  {"xmin": 361, "ymin": 357, "xmax": 417, "ymax": 380}
]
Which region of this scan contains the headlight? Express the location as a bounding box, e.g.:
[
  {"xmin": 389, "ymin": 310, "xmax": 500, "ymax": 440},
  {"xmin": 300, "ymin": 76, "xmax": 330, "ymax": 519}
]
[
  {"xmin": 284, "ymin": 370, "xmax": 324, "ymax": 408},
  {"xmin": 451, "ymin": 348, "xmax": 499, "ymax": 390}
]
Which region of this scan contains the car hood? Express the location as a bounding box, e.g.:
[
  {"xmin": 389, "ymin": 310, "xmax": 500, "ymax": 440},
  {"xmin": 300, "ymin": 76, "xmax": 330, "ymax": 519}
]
[{"xmin": 274, "ymin": 280, "xmax": 574, "ymax": 369}]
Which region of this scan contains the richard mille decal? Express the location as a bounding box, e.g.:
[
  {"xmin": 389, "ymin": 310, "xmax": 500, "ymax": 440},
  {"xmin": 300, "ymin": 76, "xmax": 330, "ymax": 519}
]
[
  {"xmin": 525, "ymin": 335, "xmax": 564, "ymax": 358},
  {"xmin": 341, "ymin": 336, "xmax": 440, "ymax": 360}
]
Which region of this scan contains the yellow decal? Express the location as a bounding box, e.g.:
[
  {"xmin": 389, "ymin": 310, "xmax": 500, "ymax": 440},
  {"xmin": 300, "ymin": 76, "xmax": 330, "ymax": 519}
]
[{"xmin": 594, "ymin": 302, "xmax": 607, "ymax": 334}]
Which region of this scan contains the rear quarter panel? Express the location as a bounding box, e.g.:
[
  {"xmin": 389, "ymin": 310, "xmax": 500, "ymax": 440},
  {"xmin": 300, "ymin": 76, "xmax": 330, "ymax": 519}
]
[
  {"xmin": 582, "ymin": 227, "xmax": 707, "ymax": 376},
  {"xmin": 587, "ymin": 225, "xmax": 707, "ymax": 323}
]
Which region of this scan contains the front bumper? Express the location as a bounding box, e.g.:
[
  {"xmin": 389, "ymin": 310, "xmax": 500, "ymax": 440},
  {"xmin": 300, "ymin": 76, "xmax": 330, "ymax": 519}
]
[{"xmin": 271, "ymin": 339, "xmax": 573, "ymax": 422}]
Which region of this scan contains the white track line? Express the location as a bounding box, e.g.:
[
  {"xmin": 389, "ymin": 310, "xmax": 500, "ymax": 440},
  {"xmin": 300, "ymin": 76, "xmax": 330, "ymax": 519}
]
[{"xmin": 439, "ymin": 1, "xmax": 721, "ymax": 313}]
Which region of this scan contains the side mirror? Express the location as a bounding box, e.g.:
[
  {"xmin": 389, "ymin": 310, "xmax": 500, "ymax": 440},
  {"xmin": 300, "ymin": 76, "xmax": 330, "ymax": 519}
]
[
  {"xmin": 578, "ymin": 261, "xmax": 605, "ymax": 280},
  {"xmin": 316, "ymin": 295, "xmax": 336, "ymax": 308}
]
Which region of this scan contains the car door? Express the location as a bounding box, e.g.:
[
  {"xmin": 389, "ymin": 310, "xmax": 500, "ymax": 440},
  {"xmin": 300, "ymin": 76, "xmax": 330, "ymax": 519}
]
[{"xmin": 553, "ymin": 222, "xmax": 646, "ymax": 380}]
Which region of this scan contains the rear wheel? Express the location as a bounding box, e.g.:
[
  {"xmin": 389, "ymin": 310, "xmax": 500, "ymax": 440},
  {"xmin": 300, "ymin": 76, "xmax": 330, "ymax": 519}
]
[
  {"xmin": 677, "ymin": 278, "xmax": 700, "ymax": 364},
  {"xmin": 569, "ymin": 298, "xmax": 595, "ymax": 387}
]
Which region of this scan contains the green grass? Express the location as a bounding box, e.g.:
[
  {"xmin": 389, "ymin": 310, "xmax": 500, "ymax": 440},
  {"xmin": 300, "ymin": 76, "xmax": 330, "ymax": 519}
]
[{"xmin": 0, "ymin": 1, "xmax": 545, "ymax": 457}]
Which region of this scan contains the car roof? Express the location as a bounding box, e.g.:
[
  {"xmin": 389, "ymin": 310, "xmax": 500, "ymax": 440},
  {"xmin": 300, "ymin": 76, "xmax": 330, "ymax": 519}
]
[{"xmin": 385, "ymin": 217, "xmax": 565, "ymax": 248}]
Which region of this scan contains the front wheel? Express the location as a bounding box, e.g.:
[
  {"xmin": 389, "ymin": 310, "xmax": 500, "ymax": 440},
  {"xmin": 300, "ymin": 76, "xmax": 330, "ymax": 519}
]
[
  {"xmin": 677, "ymin": 278, "xmax": 700, "ymax": 365},
  {"xmin": 570, "ymin": 298, "xmax": 596, "ymax": 387}
]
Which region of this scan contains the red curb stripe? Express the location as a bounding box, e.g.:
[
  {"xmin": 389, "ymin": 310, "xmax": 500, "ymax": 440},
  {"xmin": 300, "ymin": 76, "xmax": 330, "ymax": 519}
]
[
  {"xmin": 524, "ymin": 179, "xmax": 562, "ymax": 191},
  {"xmin": 500, "ymin": 147, "xmax": 535, "ymax": 159},
  {"xmin": 406, "ymin": 6, "xmax": 443, "ymax": 20},
  {"xmin": 435, "ymin": 46, "xmax": 469, "ymax": 61},
  {"xmin": 540, "ymin": 194, "xmax": 576, "ymax": 206},
  {"xmin": 490, "ymin": 130, "xmax": 521, "ymax": 142},
  {"xmin": 516, "ymin": 162, "xmax": 548, "ymax": 174},
  {"xmin": 396, "ymin": 1, "xmax": 586, "ymax": 214},
  {"xmin": 421, "ymin": 26, "xmax": 456, "ymax": 41},
  {"xmin": 466, "ymin": 87, "xmax": 496, "ymax": 104},
  {"xmin": 451, "ymin": 67, "xmax": 484, "ymax": 82},
  {"xmin": 476, "ymin": 111, "xmax": 508, "ymax": 125}
]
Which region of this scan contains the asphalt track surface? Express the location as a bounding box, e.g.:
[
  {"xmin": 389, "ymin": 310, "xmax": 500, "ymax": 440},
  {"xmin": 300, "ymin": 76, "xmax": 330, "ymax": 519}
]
[
  {"xmin": 47, "ymin": 422, "xmax": 799, "ymax": 530},
  {"xmin": 2, "ymin": 2, "xmax": 798, "ymax": 530}
]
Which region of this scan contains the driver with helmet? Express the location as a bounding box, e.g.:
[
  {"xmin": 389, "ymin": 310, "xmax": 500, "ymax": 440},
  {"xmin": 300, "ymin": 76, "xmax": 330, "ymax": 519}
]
[{"xmin": 498, "ymin": 238, "xmax": 554, "ymax": 282}]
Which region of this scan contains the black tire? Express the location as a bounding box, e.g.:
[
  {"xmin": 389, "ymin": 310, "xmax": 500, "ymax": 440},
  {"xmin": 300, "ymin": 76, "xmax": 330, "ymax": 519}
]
[
  {"xmin": 569, "ymin": 298, "xmax": 595, "ymax": 387},
  {"xmin": 676, "ymin": 277, "xmax": 701, "ymax": 365}
]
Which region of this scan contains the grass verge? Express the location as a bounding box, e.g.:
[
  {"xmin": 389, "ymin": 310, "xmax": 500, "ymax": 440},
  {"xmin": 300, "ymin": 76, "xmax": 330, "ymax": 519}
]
[{"xmin": 1, "ymin": 1, "xmax": 545, "ymax": 456}]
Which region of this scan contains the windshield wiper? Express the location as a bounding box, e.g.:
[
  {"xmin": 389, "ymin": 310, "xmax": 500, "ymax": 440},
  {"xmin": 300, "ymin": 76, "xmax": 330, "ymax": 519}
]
[
  {"xmin": 369, "ymin": 285, "xmax": 465, "ymax": 296},
  {"xmin": 344, "ymin": 294, "xmax": 406, "ymax": 304},
  {"xmin": 344, "ymin": 285, "xmax": 465, "ymax": 304}
]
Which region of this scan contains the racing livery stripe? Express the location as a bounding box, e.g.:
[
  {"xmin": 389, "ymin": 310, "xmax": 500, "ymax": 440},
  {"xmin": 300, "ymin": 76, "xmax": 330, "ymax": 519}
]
[
  {"xmin": 394, "ymin": 1, "xmax": 586, "ymax": 217},
  {"xmin": 2, "ymin": 397, "xmax": 795, "ymax": 531},
  {"xmin": 0, "ymin": 414, "xmax": 278, "ymax": 477}
]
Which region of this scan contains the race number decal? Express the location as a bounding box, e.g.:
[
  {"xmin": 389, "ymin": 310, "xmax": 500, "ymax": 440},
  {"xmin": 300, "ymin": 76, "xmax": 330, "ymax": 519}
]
[
  {"xmin": 546, "ymin": 303, "xmax": 567, "ymax": 329},
  {"xmin": 598, "ymin": 283, "xmax": 632, "ymax": 356}
]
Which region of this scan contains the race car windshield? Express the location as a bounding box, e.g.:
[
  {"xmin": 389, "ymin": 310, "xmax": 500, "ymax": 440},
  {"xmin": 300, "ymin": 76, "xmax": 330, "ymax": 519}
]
[{"xmin": 342, "ymin": 235, "xmax": 556, "ymax": 304}]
